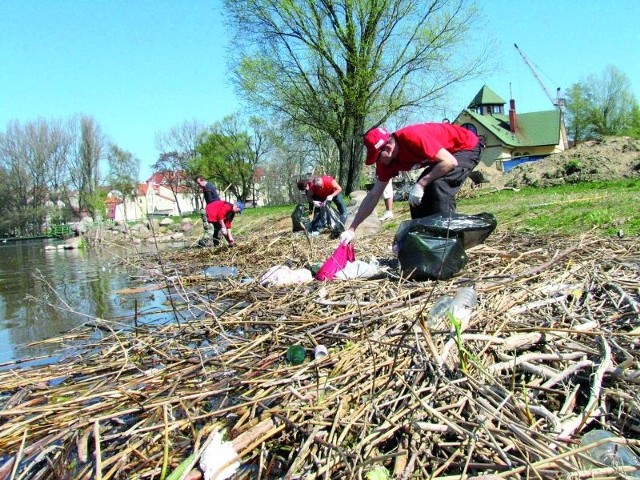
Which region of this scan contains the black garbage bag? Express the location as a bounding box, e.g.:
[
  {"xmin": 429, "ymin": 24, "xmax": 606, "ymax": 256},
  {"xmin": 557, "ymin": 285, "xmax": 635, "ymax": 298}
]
[
  {"xmin": 394, "ymin": 212, "xmax": 497, "ymax": 280},
  {"xmin": 310, "ymin": 204, "xmax": 345, "ymax": 238},
  {"xmin": 398, "ymin": 233, "xmax": 467, "ymax": 280},
  {"xmin": 291, "ymin": 203, "xmax": 311, "ymax": 232}
]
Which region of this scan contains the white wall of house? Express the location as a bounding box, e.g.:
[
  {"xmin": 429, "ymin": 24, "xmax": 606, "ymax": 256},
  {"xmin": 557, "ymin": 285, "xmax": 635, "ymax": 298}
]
[
  {"xmin": 113, "ymin": 198, "xmax": 145, "ymax": 223},
  {"xmin": 111, "ymin": 184, "xmax": 199, "ymax": 222}
]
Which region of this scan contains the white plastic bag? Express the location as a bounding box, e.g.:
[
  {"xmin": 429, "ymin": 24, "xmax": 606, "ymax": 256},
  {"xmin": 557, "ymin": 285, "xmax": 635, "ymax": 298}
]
[
  {"xmin": 260, "ymin": 265, "xmax": 314, "ymax": 286},
  {"xmin": 334, "ymin": 259, "xmax": 381, "ymax": 280}
]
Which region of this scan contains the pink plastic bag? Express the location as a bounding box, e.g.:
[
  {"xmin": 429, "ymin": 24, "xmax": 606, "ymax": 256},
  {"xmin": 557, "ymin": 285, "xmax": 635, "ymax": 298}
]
[{"xmin": 315, "ymin": 243, "xmax": 356, "ymax": 281}]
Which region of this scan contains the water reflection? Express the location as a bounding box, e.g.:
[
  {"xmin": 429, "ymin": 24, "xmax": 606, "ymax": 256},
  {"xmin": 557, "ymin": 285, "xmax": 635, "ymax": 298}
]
[{"xmin": 0, "ymin": 239, "xmax": 169, "ymax": 365}]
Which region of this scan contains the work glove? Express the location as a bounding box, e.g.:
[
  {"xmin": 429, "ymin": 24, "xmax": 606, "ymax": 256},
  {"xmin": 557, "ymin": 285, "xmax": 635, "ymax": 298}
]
[
  {"xmin": 408, "ymin": 184, "xmax": 424, "ymax": 207},
  {"xmin": 325, "ymin": 194, "xmax": 333, "ymax": 202},
  {"xmin": 339, "ymin": 229, "xmax": 355, "ymax": 245}
]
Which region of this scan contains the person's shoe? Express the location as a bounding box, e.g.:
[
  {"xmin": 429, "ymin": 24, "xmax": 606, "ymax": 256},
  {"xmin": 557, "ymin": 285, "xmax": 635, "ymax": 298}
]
[{"xmin": 379, "ymin": 211, "xmax": 394, "ymax": 221}]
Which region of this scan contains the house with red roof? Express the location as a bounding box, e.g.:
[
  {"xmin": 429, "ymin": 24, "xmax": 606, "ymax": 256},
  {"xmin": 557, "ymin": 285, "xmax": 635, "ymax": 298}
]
[{"xmin": 106, "ymin": 171, "xmax": 199, "ymax": 222}]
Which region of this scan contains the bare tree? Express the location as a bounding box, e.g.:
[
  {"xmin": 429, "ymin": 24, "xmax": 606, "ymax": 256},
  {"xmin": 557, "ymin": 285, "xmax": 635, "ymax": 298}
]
[
  {"xmin": 565, "ymin": 66, "xmax": 639, "ymax": 143},
  {"xmin": 155, "ymin": 119, "xmax": 208, "ymax": 203},
  {"xmin": 224, "ymin": 0, "xmax": 489, "ymax": 193},
  {"xmin": 0, "ymin": 120, "xmax": 32, "ymax": 214},
  {"xmin": 152, "ymin": 152, "xmax": 188, "ymax": 215},
  {"xmin": 588, "ymin": 65, "xmax": 638, "ymax": 137},
  {"xmin": 69, "ymin": 115, "xmax": 105, "ymax": 216},
  {"xmin": 0, "ymin": 119, "xmax": 75, "ymax": 233}
]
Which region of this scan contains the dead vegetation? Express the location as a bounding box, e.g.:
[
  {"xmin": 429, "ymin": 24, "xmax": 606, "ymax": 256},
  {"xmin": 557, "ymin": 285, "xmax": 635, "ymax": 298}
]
[
  {"xmin": 501, "ymin": 136, "xmax": 640, "ymax": 189},
  {"xmin": 0, "ymin": 210, "xmax": 639, "ymax": 479}
]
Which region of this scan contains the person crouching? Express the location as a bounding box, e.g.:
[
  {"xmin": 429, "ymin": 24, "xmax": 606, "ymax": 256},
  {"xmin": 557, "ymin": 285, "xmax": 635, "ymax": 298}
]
[{"xmin": 205, "ymin": 200, "xmax": 244, "ymax": 246}]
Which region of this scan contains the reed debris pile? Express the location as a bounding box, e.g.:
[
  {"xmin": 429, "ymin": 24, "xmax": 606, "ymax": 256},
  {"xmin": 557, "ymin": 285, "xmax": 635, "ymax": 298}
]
[{"xmin": 1, "ymin": 214, "xmax": 639, "ymax": 479}]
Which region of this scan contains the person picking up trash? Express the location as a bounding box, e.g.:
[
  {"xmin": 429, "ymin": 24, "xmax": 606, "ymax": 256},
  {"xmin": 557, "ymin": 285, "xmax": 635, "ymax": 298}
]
[
  {"xmin": 205, "ymin": 200, "xmax": 244, "ymax": 247},
  {"xmin": 340, "ymin": 122, "xmax": 481, "ymax": 244},
  {"xmin": 297, "ymin": 175, "xmax": 348, "ymax": 224}
]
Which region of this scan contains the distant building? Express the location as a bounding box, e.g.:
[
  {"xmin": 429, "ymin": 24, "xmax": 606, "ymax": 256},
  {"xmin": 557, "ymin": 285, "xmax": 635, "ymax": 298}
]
[
  {"xmin": 107, "ymin": 171, "xmax": 198, "ymax": 222},
  {"xmin": 454, "ymin": 85, "xmax": 568, "ymax": 173}
]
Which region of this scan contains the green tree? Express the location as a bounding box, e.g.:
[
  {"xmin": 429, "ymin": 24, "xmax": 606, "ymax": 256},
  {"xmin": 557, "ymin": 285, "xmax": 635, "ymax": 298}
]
[
  {"xmin": 195, "ymin": 115, "xmax": 272, "ymax": 203},
  {"xmin": 224, "ymin": 0, "xmax": 487, "ymax": 194},
  {"xmin": 564, "ymin": 83, "xmax": 594, "ymax": 145},
  {"xmin": 565, "ymin": 65, "xmax": 639, "ymax": 143},
  {"xmin": 622, "ymin": 103, "xmax": 640, "ymax": 139},
  {"xmin": 106, "ymin": 144, "xmax": 140, "ymax": 218}
]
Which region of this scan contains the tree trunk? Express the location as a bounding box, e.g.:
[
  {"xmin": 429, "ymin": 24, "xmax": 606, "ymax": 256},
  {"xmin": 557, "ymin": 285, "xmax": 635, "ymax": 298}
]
[{"xmin": 338, "ymin": 115, "xmax": 366, "ymax": 195}]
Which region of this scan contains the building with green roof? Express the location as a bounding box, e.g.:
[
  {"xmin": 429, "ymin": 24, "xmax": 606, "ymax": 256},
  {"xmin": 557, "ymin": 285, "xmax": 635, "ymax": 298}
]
[{"xmin": 454, "ymin": 85, "xmax": 568, "ymax": 172}]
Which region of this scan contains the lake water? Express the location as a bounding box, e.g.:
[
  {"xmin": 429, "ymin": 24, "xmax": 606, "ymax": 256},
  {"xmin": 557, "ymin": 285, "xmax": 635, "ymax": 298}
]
[{"xmin": 0, "ymin": 238, "xmax": 172, "ymax": 367}]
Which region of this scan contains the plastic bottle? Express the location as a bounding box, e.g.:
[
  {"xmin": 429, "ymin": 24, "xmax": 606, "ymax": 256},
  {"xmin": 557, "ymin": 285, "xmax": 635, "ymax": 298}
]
[
  {"xmin": 427, "ymin": 295, "xmax": 455, "ymax": 328},
  {"xmin": 427, "ymin": 287, "xmax": 477, "ymax": 329},
  {"xmin": 580, "ymin": 430, "xmax": 640, "ymax": 477},
  {"xmin": 452, "ymin": 287, "xmax": 477, "ymax": 309},
  {"xmin": 203, "ymin": 266, "xmax": 238, "ymax": 279}
]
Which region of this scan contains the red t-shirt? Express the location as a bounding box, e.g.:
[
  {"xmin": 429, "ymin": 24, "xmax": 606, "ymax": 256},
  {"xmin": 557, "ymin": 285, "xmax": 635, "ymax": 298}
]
[
  {"xmin": 309, "ymin": 176, "xmax": 336, "ymax": 200},
  {"xmin": 205, "ymin": 200, "xmax": 235, "ymax": 228},
  {"xmin": 375, "ymin": 123, "xmax": 479, "ymax": 182}
]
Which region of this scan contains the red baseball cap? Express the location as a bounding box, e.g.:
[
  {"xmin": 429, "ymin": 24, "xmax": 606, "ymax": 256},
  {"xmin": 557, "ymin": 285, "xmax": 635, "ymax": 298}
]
[{"xmin": 364, "ymin": 127, "xmax": 390, "ymax": 165}]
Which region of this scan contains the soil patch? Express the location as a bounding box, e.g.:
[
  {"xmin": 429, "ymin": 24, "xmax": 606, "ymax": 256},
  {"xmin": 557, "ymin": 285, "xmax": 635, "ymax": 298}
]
[{"xmin": 497, "ymin": 136, "xmax": 640, "ymax": 188}]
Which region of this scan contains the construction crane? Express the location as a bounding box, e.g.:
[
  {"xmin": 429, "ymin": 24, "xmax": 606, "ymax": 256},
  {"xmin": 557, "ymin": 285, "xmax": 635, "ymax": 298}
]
[{"xmin": 514, "ymin": 43, "xmax": 563, "ymax": 109}]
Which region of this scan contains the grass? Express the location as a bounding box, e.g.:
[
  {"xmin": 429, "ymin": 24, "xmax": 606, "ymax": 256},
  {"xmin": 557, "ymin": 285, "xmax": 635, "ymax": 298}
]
[
  {"xmin": 457, "ymin": 179, "xmax": 640, "ymax": 236},
  {"xmin": 184, "ymin": 179, "xmax": 640, "ymax": 238}
]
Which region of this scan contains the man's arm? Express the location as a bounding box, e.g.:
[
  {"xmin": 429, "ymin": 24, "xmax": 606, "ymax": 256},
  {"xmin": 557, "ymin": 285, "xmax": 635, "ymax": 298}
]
[{"xmin": 329, "ymin": 178, "xmax": 342, "ymax": 198}]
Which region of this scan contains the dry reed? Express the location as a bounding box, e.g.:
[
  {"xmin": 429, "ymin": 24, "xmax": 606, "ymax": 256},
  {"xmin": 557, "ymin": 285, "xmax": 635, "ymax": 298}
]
[{"xmin": 0, "ymin": 208, "xmax": 638, "ymax": 479}]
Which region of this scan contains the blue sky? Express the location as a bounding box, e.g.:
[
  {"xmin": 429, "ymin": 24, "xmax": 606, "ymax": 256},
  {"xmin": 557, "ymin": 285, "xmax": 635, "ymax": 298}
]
[{"xmin": 1, "ymin": 1, "xmax": 638, "ymax": 181}]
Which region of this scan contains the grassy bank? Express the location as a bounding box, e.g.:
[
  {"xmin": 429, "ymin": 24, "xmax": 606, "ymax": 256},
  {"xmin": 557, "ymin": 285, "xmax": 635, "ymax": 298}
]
[
  {"xmin": 239, "ymin": 179, "xmax": 640, "ymax": 237},
  {"xmin": 458, "ymin": 179, "xmax": 640, "ymax": 236}
]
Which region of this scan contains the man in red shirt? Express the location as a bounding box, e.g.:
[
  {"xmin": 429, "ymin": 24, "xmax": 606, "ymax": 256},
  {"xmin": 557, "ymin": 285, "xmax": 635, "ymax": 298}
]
[
  {"xmin": 205, "ymin": 200, "xmax": 244, "ymax": 246},
  {"xmin": 297, "ymin": 175, "xmax": 347, "ymax": 223},
  {"xmin": 340, "ymin": 122, "xmax": 481, "ymax": 244}
]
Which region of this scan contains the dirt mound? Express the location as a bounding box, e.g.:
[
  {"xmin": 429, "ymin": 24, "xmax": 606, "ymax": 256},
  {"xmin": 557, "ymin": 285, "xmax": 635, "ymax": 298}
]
[{"xmin": 499, "ymin": 136, "xmax": 640, "ymax": 188}]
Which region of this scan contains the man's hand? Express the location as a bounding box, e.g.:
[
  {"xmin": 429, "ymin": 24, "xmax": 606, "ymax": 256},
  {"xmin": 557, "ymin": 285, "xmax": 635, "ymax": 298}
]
[
  {"xmin": 326, "ymin": 194, "xmax": 333, "ymax": 202},
  {"xmin": 408, "ymin": 184, "xmax": 424, "ymax": 207},
  {"xmin": 340, "ymin": 229, "xmax": 355, "ymax": 244},
  {"xmin": 220, "ymin": 227, "xmax": 228, "ymax": 236},
  {"xmin": 313, "ymin": 200, "xmax": 324, "ymax": 208}
]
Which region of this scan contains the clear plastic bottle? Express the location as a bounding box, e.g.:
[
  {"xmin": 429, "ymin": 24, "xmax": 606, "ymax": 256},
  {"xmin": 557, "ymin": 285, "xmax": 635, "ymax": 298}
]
[
  {"xmin": 427, "ymin": 295, "xmax": 454, "ymax": 328},
  {"xmin": 580, "ymin": 430, "xmax": 640, "ymax": 477},
  {"xmin": 452, "ymin": 287, "xmax": 477, "ymax": 309},
  {"xmin": 427, "ymin": 287, "xmax": 477, "ymax": 329},
  {"xmin": 203, "ymin": 266, "xmax": 238, "ymax": 279}
]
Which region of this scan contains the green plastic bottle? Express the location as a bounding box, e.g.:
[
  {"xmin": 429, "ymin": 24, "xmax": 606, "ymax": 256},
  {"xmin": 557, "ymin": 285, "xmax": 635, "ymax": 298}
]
[{"xmin": 285, "ymin": 345, "xmax": 306, "ymax": 365}]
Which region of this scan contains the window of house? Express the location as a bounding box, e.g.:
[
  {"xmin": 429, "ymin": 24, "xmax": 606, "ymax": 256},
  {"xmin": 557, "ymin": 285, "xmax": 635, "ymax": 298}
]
[
  {"xmin": 461, "ymin": 123, "xmax": 477, "ymax": 135},
  {"xmin": 492, "ymin": 105, "xmax": 501, "ymax": 113}
]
